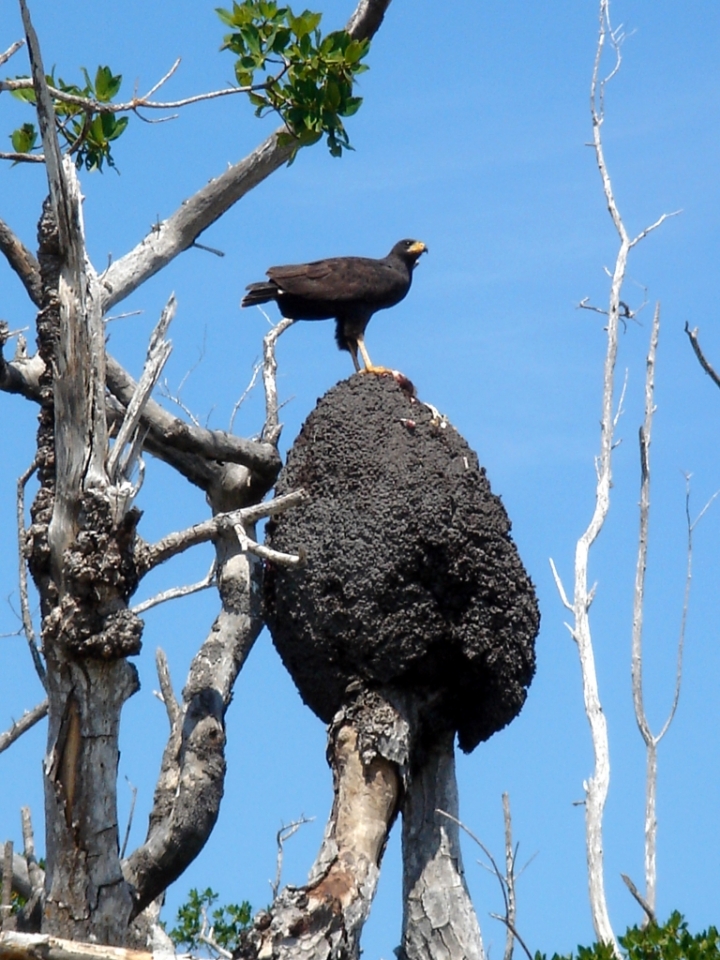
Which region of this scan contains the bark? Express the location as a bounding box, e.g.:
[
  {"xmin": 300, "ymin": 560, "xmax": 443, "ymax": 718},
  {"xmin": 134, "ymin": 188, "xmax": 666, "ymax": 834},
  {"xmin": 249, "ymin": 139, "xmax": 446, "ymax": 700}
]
[
  {"xmin": 237, "ymin": 691, "xmax": 407, "ymax": 960},
  {"xmin": 0, "ymin": 932, "xmax": 151, "ymax": 960},
  {"xmin": 400, "ymin": 734, "xmax": 484, "ymax": 960},
  {"xmin": 21, "ymin": 13, "xmax": 144, "ymax": 939},
  {"xmin": 0, "ymin": 323, "xmax": 44, "ymax": 401}
]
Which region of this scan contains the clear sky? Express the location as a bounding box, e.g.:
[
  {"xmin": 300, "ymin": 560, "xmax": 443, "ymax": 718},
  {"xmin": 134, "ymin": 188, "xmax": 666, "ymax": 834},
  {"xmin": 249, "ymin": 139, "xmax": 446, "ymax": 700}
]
[{"xmin": 2, "ymin": 2, "xmax": 720, "ymax": 957}]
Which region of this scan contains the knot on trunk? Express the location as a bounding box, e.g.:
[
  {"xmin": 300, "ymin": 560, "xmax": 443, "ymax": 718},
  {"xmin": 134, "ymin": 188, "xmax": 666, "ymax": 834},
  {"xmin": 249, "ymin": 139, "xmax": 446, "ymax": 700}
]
[
  {"xmin": 43, "ymin": 491, "xmax": 144, "ymax": 659},
  {"xmin": 265, "ymin": 375, "xmax": 539, "ymax": 753}
]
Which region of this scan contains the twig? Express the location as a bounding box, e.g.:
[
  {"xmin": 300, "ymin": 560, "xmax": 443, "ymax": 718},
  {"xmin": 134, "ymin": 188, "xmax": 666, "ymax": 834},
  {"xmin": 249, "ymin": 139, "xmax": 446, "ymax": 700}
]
[
  {"xmin": 106, "ymin": 294, "xmax": 175, "ymax": 482},
  {"xmin": 271, "ymin": 816, "xmax": 315, "ymax": 900},
  {"xmin": 133, "ymin": 564, "xmax": 216, "ymax": 616},
  {"xmin": 0, "ymin": 700, "xmax": 48, "ymax": 755},
  {"xmin": 684, "ymin": 322, "xmax": 720, "ymax": 390},
  {"xmin": 0, "ymin": 40, "xmax": 24, "ymax": 68},
  {"xmin": 140, "ymin": 489, "xmax": 307, "ymax": 571},
  {"xmin": 120, "ymin": 779, "xmax": 138, "ymax": 860},
  {"xmin": 0, "ymin": 218, "xmax": 42, "ymax": 307},
  {"xmin": 229, "ymin": 361, "xmax": 262, "ymax": 433},
  {"xmin": 620, "ymin": 873, "xmax": 656, "ymax": 926},
  {"xmin": 489, "ymin": 915, "xmax": 533, "ymax": 960},
  {"xmin": 153, "ymin": 648, "xmax": 180, "ymax": 729},
  {"xmin": 0, "ymin": 68, "xmax": 287, "ymax": 117},
  {"xmin": 0, "ymin": 151, "xmax": 46, "ymax": 164},
  {"xmin": 630, "ymin": 303, "xmax": 661, "ymax": 916},
  {"xmin": 262, "ymin": 317, "xmax": 295, "ymax": 445},
  {"xmin": 104, "ymin": 310, "xmax": 143, "ymax": 324},
  {"xmin": 502, "ymin": 794, "xmax": 516, "ymax": 960},
  {"xmin": 198, "ymin": 910, "xmax": 233, "ymax": 960},
  {"xmin": 16, "ymin": 461, "xmax": 45, "ymax": 688}
]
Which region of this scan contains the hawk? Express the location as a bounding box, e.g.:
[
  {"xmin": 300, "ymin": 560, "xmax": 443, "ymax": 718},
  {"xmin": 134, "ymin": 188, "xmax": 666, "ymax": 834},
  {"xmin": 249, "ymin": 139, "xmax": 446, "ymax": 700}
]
[{"xmin": 242, "ymin": 239, "xmax": 428, "ymax": 371}]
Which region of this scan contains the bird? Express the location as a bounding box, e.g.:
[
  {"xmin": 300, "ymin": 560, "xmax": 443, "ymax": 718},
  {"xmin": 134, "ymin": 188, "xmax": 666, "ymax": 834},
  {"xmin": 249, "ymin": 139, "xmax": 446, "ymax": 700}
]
[{"xmin": 241, "ymin": 239, "xmax": 428, "ymax": 372}]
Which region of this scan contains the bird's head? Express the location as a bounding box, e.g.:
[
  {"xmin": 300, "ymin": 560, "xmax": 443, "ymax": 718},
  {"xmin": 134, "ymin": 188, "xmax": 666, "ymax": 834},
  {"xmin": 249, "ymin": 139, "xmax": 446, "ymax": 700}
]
[{"xmin": 391, "ymin": 239, "xmax": 428, "ymax": 266}]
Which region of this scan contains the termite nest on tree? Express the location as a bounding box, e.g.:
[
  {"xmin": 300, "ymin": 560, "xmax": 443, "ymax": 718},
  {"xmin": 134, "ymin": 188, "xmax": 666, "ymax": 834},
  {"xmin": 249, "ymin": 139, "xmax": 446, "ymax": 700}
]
[{"xmin": 264, "ymin": 375, "xmax": 539, "ymax": 753}]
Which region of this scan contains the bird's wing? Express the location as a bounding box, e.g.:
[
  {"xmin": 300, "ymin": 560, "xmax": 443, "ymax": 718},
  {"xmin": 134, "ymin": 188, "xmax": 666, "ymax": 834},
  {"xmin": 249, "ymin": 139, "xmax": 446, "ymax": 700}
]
[{"xmin": 267, "ymin": 257, "xmax": 406, "ymax": 305}]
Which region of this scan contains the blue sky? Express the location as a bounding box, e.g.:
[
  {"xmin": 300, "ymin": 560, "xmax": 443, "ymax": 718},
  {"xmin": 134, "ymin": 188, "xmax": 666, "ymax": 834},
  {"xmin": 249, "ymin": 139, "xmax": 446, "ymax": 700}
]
[{"xmin": 2, "ymin": 1, "xmax": 720, "ymax": 957}]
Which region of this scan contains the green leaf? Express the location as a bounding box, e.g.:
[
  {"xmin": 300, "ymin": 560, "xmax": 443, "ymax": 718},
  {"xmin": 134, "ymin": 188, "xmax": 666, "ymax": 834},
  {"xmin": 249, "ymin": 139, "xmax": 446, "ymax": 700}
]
[
  {"xmin": 10, "ymin": 122, "xmax": 37, "ymax": 153},
  {"xmin": 10, "ymin": 83, "xmax": 36, "ymax": 104},
  {"xmin": 344, "ymin": 38, "xmax": 368, "ymax": 63},
  {"xmin": 340, "ymin": 95, "xmax": 362, "ymax": 117},
  {"xmin": 95, "ymin": 65, "xmax": 122, "ymax": 102}
]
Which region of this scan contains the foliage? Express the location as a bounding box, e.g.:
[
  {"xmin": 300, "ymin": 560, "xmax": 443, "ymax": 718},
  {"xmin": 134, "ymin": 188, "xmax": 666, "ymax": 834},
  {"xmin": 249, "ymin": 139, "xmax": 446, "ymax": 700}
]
[
  {"xmin": 10, "ymin": 65, "xmax": 128, "ymax": 171},
  {"xmin": 217, "ymin": 0, "xmax": 369, "ymax": 157},
  {"xmin": 536, "ymin": 913, "xmax": 720, "ymax": 960},
  {"xmin": 168, "ymin": 887, "xmax": 253, "ymax": 956}
]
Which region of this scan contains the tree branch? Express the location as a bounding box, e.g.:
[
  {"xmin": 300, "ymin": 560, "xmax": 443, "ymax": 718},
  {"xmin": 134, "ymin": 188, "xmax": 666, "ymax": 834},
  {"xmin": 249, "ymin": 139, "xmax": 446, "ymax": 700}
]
[
  {"xmin": 0, "ymin": 324, "xmax": 44, "ymax": 402},
  {"xmin": 98, "ymin": 0, "xmax": 396, "ymax": 311},
  {"xmin": 0, "ymin": 701, "xmax": 48, "ymax": 756},
  {"xmin": 684, "ymin": 322, "xmax": 720, "ymax": 390},
  {"xmin": 105, "ymin": 355, "xmax": 281, "ymax": 479},
  {"xmin": 137, "ymin": 489, "xmax": 306, "ymax": 573},
  {"xmin": 16, "ymin": 460, "xmax": 46, "ymax": 688},
  {"xmin": 0, "ymin": 219, "xmax": 42, "ymax": 307}
]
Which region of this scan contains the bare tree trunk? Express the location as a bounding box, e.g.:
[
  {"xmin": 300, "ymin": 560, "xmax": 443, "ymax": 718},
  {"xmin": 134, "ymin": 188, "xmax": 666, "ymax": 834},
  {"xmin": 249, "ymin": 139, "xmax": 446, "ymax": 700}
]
[
  {"xmin": 400, "ymin": 733, "xmax": 484, "ymax": 960},
  {"xmin": 238, "ymin": 692, "xmax": 406, "ymax": 960}
]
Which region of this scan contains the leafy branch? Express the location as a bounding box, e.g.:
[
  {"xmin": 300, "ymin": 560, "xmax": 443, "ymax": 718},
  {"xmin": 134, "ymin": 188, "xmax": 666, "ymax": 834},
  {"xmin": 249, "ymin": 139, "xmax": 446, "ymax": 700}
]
[
  {"xmin": 3, "ymin": 1, "xmax": 370, "ymax": 172},
  {"xmin": 217, "ymin": 0, "xmax": 370, "ymax": 157},
  {"xmin": 168, "ymin": 887, "xmax": 252, "ymax": 957}
]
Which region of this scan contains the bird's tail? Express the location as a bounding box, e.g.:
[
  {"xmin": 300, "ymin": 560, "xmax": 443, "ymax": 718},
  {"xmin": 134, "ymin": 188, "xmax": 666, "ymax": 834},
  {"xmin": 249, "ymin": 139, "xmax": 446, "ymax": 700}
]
[{"xmin": 241, "ymin": 282, "xmax": 277, "ymax": 308}]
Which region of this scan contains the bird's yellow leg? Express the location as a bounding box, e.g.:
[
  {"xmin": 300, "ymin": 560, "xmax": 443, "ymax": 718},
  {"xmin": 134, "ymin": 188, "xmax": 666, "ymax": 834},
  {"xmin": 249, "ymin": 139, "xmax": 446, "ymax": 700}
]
[{"xmin": 357, "ymin": 334, "xmax": 393, "ymax": 375}]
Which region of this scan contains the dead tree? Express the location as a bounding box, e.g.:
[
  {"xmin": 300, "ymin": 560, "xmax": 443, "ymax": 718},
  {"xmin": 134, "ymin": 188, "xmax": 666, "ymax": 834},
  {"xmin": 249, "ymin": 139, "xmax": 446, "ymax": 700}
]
[
  {"xmin": 0, "ymin": 0, "xmax": 396, "ymax": 952},
  {"xmin": 550, "ymin": 0, "xmax": 677, "ymax": 950}
]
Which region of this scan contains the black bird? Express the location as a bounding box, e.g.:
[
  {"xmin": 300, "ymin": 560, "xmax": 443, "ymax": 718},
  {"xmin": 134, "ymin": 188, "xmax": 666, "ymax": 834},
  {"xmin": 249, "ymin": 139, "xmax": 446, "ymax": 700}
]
[{"xmin": 241, "ymin": 239, "xmax": 428, "ymax": 372}]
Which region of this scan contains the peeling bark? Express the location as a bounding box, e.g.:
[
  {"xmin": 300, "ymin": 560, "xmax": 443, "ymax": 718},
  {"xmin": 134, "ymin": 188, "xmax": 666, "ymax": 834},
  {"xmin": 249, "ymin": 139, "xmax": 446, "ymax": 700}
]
[{"xmin": 238, "ymin": 692, "xmax": 407, "ymax": 960}]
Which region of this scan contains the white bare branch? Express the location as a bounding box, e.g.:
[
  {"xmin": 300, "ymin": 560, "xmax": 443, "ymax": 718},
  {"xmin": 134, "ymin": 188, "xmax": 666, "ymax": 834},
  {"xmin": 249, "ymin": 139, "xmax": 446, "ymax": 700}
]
[
  {"xmin": 16, "ymin": 461, "xmax": 45, "ymax": 687},
  {"xmin": 133, "ymin": 564, "xmax": 216, "ymax": 616},
  {"xmin": 554, "ymin": 0, "xmax": 678, "ymax": 947},
  {"xmin": 0, "ymin": 700, "xmax": 48, "ymax": 755},
  {"xmin": 106, "ymin": 295, "xmax": 175, "ymax": 483},
  {"xmin": 20, "ymin": 807, "xmax": 44, "ymax": 900},
  {"xmin": 140, "ymin": 489, "xmax": 307, "ymax": 571},
  {"xmin": 0, "ymin": 40, "xmax": 24, "ymax": 68},
  {"xmin": 262, "ymin": 317, "xmax": 295, "ymax": 445},
  {"xmin": 271, "ymin": 816, "xmax": 316, "ymax": 900},
  {"xmin": 153, "ymin": 648, "xmax": 180, "ymax": 730},
  {"xmin": 548, "ymin": 558, "xmax": 573, "ymax": 613}
]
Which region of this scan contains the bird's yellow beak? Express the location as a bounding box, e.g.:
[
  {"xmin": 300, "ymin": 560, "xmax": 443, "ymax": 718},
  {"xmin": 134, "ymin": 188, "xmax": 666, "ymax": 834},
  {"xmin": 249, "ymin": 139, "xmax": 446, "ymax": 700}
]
[{"xmin": 409, "ymin": 241, "xmax": 428, "ymax": 255}]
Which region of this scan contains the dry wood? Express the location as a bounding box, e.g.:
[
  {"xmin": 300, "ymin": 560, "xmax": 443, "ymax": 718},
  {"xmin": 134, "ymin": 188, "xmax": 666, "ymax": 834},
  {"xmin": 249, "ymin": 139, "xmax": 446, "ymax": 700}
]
[
  {"xmin": 401, "ymin": 734, "xmax": 485, "ymax": 960},
  {"xmin": 0, "ymin": 702, "xmax": 48, "ymax": 756},
  {"xmin": 105, "ymin": 355, "xmax": 280, "ymax": 478},
  {"xmin": 548, "ymin": 1, "xmax": 675, "ymax": 950},
  {"xmin": 241, "ymin": 693, "xmax": 405, "ymax": 960},
  {"xmin": 0, "ymin": 932, "xmax": 151, "ymax": 960}
]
